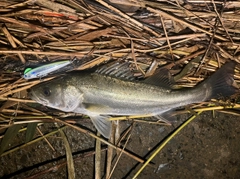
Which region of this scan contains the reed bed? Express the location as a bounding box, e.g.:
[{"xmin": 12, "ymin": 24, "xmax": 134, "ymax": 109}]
[{"xmin": 0, "ymin": 0, "xmax": 240, "ymax": 178}]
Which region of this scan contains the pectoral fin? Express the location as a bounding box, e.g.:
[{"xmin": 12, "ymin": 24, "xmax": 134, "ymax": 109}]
[{"xmin": 90, "ymin": 115, "xmax": 112, "ymax": 138}]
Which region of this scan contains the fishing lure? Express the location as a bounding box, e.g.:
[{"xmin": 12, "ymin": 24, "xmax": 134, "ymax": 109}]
[{"xmin": 23, "ymin": 60, "xmax": 73, "ymax": 79}]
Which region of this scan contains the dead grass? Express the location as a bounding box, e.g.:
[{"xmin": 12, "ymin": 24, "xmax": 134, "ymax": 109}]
[{"xmin": 0, "ymin": 0, "xmax": 240, "ymax": 178}]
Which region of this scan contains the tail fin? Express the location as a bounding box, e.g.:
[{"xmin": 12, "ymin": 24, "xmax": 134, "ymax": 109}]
[{"xmin": 203, "ymin": 61, "xmax": 238, "ymax": 100}]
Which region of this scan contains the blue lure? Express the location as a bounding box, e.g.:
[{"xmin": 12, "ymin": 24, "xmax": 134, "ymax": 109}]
[{"xmin": 23, "ymin": 60, "xmax": 73, "ymax": 79}]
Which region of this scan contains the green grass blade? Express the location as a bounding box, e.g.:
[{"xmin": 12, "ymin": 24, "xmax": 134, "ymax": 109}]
[
  {"xmin": 0, "ymin": 124, "xmax": 22, "ymax": 155},
  {"xmin": 57, "ymin": 126, "xmax": 75, "ymax": 179},
  {"xmin": 25, "ymin": 123, "xmax": 38, "ymax": 143}
]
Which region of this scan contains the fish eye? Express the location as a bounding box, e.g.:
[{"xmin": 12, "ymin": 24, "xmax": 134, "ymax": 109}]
[{"xmin": 43, "ymin": 87, "xmax": 51, "ymax": 96}]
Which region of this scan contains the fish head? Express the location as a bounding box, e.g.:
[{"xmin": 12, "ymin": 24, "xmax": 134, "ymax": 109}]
[{"xmin": 29, "ymin": 79, "xmax": 82, "ymax": 112}]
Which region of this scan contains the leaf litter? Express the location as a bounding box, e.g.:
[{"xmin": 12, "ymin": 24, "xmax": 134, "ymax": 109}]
[{"xmin": 0, "ymin": 0, "xmax": 240, "ymax": 178}]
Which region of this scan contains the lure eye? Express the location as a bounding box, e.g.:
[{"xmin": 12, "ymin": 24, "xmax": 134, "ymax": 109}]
[{"xmin": 43, "ymin": 87, "xmax": 51, "ymax": 96}]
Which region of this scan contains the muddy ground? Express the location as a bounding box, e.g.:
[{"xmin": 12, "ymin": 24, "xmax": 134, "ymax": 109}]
[{"xmin": 0, "ymin": 111, "xmax": 240, "ymax": 179}]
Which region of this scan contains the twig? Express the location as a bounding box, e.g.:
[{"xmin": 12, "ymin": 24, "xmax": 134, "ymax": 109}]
[
  {"xmin": 0, "ymin": 97, "xmax": 35, "ymax": 103},
  {"xmin": 106, "ymin": 122, "xmax": 115, "ymax": 179},
  {"xmin": 107, "ymin": 123, "xmax": 134, "ymax": 179},
  {"xmin": 105, "ymin": 33, "xmax": 206, "ymax": 43},
  {"xmin": 95, "ymin": 132, "xmax": 101, "ymax": 179},
  {"xmin": 196, "ymin": 19, "xmax": 218, "ymax": 72},
  {"xmin": 160, "ymin": 16, "xmax": 173, "ymax": 60},
  {"xmin": 212, "ymin": 0, "xmax": 233, "ymax": 43},
  {"xmin": 1, "ymin": 25, "xmax": 26, "ymax": 63},
  {"xmin": 146, "ymin": 7, "xmax": 228, "ymax": 41},
  {"xmin": 95, "ymin": 0, "xmax": 161, "ymax": 37},
  {"xmin": 0, "ymin": 50, "xmax": 87, "ymax": 57},
  {"xmin": 37, "ymin": 127, "xmax": 55, "ymax": 151}
]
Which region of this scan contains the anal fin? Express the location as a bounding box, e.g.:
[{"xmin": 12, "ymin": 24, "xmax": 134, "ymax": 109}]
[
  {"xmin": 154, "ymin": 111, "xmax": 177, "ymax": 125},
  {"xmin": 90, "ymin": 115, "xmax": 112, "ymax": 138}
]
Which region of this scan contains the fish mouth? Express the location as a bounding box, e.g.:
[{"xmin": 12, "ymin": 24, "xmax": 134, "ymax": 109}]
[{"xmin": 28, "ymin": 89, "xmax": 48, "ymax": 106}]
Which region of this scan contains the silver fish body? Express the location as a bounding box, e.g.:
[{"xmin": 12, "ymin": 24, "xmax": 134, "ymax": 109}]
[
  {"xmin": 66, "ymin": 73, "xmax": 206, "ymax": 115},
  {"xmin": 29, "ymin": 62, "xmax": 238, "ymax": 138}
]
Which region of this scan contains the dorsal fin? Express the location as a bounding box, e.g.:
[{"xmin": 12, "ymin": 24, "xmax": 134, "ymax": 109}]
[
  {"xmin": 143, "ymin": 68, "xmax": 175, "ymax": 89},
  {"xmin": 96, "ymin": 62, "xmax": 135, "ymax": 80}
]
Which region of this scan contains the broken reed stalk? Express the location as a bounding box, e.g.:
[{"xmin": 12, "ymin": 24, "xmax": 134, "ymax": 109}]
[
  {"xmin": 105, "ymin": 122, "xmax": 116, "ymax": 179},
  {"xmin": 107, "ymin": 124, "xmax": 133, "ymax": 179},
  {"xmin": 1, "ymin": 25, "xmax": 26, "ymax": 63},
  {"xmin": 36, "ymin": 127, "xmax": 55, "ymax": 151},
  {"xmin": 95, "ymin": 132, "xmax": 101, "ymax": 179},
  {"xmin": 0, "ymin": 97, "xmax": 35, "ymax": 103}
]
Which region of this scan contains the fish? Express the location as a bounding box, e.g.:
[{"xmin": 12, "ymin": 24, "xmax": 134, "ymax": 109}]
[
  {"xmin": 28, "ymin": 61, "xmax": 238, "ymax": 138},
  {"xmin": 23, "ymin": 60, "xmax": 73, "ymax": 79}
]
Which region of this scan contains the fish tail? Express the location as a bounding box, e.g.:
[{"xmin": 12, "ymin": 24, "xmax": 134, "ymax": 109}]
[{"xmin": 202, "ymin": 61, "xmax": 238, "ymax": 100}]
